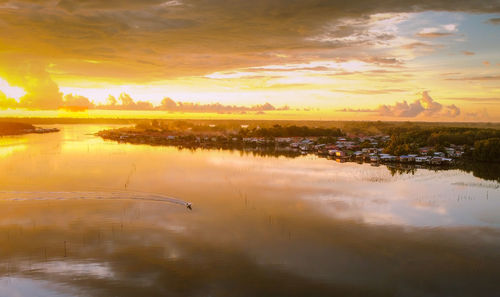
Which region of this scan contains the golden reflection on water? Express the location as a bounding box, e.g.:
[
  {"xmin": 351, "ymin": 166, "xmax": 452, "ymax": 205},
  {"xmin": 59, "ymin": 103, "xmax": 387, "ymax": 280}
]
[{"xmin": 0, "ymin": 125, "xmax": 499, "ymax": 296}]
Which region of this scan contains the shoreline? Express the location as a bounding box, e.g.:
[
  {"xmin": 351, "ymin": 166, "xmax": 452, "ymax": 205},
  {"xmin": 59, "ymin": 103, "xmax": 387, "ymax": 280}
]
[
  {"xmin": 0, "ymin": 122, "xmax": 60, "ymax": 137},
  {"xmin": 97, "ymin": 128, "xmax": 499, "ymax": 182}
]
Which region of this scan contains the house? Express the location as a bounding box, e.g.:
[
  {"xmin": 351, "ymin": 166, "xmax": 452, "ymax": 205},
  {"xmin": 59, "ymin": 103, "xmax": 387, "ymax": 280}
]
[
  {"xmin": 419, "ymin": 147, "xmax": 432, "ymax": 155},
  {"xmin": 430, "ymin": 157, "xmax": 443, "ymax": 165},
  {"xmin": 336, "ymin": 151, "xmax": 346, "ymax": 157},
  {"xmin": 353, "ymin": 151, "xmax": 364, "ymax": 159},
  {"xmin": 362, "ymin": 148, "xmax": 378, "ymax": 154},
  {"xmin": 328, "ymin": 149, "xmax": 345, "ymax": 157},
  {"xmin": 276, "ymin": 137, "xmax": 292, "ymax": 144},
  {"xmin": 415, "ymin": 156, "xmax": 428, "ymax": 163},
  {"xmin": 299, "ymin": 144, "xmax": 310, "ymax": 151},
  {"xmin": 441, "ymin": 158, "xmax": 453, "ymax": 164},
  {"xmin": 407, "ymin": 154, "xmax": 417, "ymax": 162},
  {"xmin": 380, "ymin": 154, "xmax": 396, "ymax": 162},
  {"xmin": 369, "ymin": 154, "xmax": 379, "ymax": 162},
  {"xmin": 399, "ymin": 155, "xmax": 410, "ymax": 163}
]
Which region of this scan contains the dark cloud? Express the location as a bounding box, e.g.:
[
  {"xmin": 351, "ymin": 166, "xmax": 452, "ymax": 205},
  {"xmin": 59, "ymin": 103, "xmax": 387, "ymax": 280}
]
[
  {"xmin": 486, "ymin": 17, "xmax": 500, "ymax": 25},
  {"xmin": 360, "ymin": 57, "xmax": 404, "ymax": 66},
  {"xmin": 56, "ymin": 0, "xmax": 168, "ymax": 12},
  {"xmin": 0, "ymin": 0, "xmax": 499, "ymax": 111},
  {"xmin": 0, "ymin": 0, "xmax": 499, "ymax": 83}
]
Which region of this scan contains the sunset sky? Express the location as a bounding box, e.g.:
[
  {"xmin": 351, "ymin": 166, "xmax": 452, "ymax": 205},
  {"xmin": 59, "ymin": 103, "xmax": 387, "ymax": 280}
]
[{"xmin": 0, "ymin": 0, "xmax": 499, "ymax": 121}]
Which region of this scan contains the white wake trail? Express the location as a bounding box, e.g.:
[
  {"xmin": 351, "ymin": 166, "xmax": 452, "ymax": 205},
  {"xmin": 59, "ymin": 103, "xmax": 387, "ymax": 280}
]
[{"xmin": 0, "ymin": 191, "xmax": 192, "ymax": 209}]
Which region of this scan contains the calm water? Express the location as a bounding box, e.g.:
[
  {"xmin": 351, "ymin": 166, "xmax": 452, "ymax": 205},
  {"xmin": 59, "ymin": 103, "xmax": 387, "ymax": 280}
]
[{"xmin": 0, "ymin": 125, "xmax": 499, "ymax": 297}]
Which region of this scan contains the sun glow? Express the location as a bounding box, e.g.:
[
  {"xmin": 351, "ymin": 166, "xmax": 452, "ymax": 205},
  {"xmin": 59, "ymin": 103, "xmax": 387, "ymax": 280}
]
[{"xmin": 0, "ymin": 78, "xmax": 26, "ymax": 100}]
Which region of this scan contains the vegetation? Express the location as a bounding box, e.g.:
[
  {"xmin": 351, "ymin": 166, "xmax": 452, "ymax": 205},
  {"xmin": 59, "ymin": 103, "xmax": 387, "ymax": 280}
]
[
  {"xmin": 1, "ymin": 118, "xmax": 499, "ymax": 131},
  {"xmin": 473, "ymin": 138, "xmax": 500, "ymax": 162},
  {"xmin": 239, "ymin": 125, "xmax": 344, "ymax": 138},
  {"xmin": 99, "ymin": 120, "xmax": 500, "ymax": 161},
  {"xmin": 0, "ymin": 122, "xmax": 35, "ymax": 135},
  {"xmin": 383, "ymin": 127, "xmax": 500, "ymax": 155}
]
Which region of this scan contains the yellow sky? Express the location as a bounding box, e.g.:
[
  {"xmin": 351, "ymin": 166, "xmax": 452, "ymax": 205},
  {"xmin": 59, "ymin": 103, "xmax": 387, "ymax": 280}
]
[{"xmin": 0, "ymin": 1, "xmax": 499, "ymax": 121}]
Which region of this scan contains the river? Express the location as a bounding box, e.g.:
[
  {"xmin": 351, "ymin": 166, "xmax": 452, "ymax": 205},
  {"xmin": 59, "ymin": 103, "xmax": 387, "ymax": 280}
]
[{"xmin": 0, "ymin": 124, "xmax": 499, "ymax": 296}]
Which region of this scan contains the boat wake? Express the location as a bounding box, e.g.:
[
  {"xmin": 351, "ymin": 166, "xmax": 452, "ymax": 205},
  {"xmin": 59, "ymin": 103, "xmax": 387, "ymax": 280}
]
[{"xmin": 0, "ymin": 190, "xmax": 192, "ymax": 209}]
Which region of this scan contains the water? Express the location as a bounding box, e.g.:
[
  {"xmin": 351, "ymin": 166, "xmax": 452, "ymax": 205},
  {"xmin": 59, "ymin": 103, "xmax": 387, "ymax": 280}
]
[{"xmin": 0, "ymin": 125, "xmax": 499, "ymax": 297}]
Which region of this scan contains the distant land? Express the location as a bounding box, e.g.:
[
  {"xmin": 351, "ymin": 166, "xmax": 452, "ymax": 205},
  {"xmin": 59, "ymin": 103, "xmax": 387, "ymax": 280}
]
[
  {"xmin": 0, "ymin": 117, "xmax": 499, "ymax": 130},
  {"xmin": 97, "ymin": 119, "xmax": 500, "ymax": 181},
  {"xmin": 0, "ymin": 122, "xmax": 59, "ymax": 136}
]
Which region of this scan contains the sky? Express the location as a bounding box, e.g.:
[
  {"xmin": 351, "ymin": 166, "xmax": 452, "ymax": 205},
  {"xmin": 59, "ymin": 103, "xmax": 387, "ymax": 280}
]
[{"xmin": 0, "ymin": 0, "xmax": 499, "ymax": 121}]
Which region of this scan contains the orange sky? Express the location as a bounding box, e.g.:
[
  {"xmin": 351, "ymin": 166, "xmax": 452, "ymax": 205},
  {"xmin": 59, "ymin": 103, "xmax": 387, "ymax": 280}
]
[{"xmin": 0, "ymin": 1, "xmax": 499, "ymax": 121}]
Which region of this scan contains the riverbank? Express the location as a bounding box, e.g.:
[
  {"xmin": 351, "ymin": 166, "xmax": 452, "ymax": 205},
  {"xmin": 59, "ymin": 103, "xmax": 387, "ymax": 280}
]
[
  {"xmin": 0, "ymin": 122, "xmax": 60, "ymax": 136},
  {"xmin": 97, "ymin": 127, "xmax": 460, "ymax": 165},
  {"xmin": 97, "ymin": 126, "xmax": 499, "ymax": 182}
]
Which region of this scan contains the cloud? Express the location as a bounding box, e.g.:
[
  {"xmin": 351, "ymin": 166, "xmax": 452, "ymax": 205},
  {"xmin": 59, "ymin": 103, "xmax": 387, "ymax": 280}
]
[
  {"xmin": 157, "ymin": 97, "xmax": 290, "ymax": 113},
  {"xmin": 377, "ymin": 99, "xmax": 425, "ymax": 117},
  {"xmin": 62, "ymin": 94, "xmax": 95, "ymax": 111},
  {"xmin": 0, "ymin": 59, "xmax": 63, "ymax": 109},
  {"xmin": 1, "ymin": 88, "xmax": 293, "ymax": 113},
  {"xmin": 445, "ymin": 97, "xmax": 499, "ymax": 103},
  {"xmin": 442, "ymin": 24, "xmax": 458, "ymax": 31},
  {"xmin": 462, "ymin": 51, "xmax": 475, "ymax": 55},
  {"xmin": 106, "ymin": 95, "xmax": 118, "ymax": 106},
  {"xmin": 420, "ymin": 91, "xmax": 443, "ymax": 116},
  {"xmin": 486, "ymin": 17, "xmax": 500, "ymax": 25},
  {"xmin": 442, "ymin": 104, "xmax": 461, "ymax": 117},
  {"xmin": 97, "ymin": 93, "xmax": 154, "ymax": 110},
  {"xmin": 0, "ymin": 1, "xmax": 498, "ymax": 112},
  {"xmin": 377, "ymin": 91, "xmax": 461, "ymax": 118},
  {"xmin": 416, "ymin": 32, "xmax": 453, "ymax": 38},
  {"xmin": 416, "ymin": 24, "xmax": 457, "ymax": 38},
  {"xmin": 0, "ymin": 0, "xmax": 498, "ymax": 83},
  {"xmin": 336, "ymin": 108, "xmax": 374, "ymax": 112},
  {"xmin": 446, "ymin": 75, "xmax": 500, "ymax": 81},
  {"xmin": 464, "ymin": 109, "xmax": 490, "ymax": 121},
  {"xmin": 335, "ymin": 88, "xmax": 407, "ymax": 95},
  {"xmin": 401, "ymin": 42, "xmax": 433, "ymax": 49},
  {"xmin": 0, "ymin": 90, "xmax": 18, "ymax": 109},
  {"xmin": 369, "ymin": 91, "xmax": 461, "ymax": 118},
  {"xmin": 69, "ymin": 93, "xmax": 291, "ymax": 113}
]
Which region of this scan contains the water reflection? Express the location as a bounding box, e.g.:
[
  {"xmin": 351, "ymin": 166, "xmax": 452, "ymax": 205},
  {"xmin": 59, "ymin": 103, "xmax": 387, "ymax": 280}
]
[
  {"xmin": 156, "ymin": 144, "xmax": 500, "ymax": 182},
  {"xmin": 0, "ymin": 125, "xmax": 499, "ymax": 296}
]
